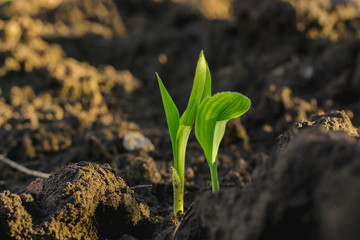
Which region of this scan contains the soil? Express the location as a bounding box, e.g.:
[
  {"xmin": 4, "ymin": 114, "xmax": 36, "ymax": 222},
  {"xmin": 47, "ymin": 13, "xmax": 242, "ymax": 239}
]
[{"xmin": 0, "ymin": 0, "xmax": 360, "ymax": 239}]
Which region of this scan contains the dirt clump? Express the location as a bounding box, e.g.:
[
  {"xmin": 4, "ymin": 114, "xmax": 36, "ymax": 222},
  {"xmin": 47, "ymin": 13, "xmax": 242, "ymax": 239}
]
[
  {"xmin": 0, "ymin": 162, "xmax": 157, "ymax": 239},
  {"xmin": 174, "ymin": 127, "xmax": 360, "ymax": 240},
  {"xmin": 278, "ymin": 110, "xmax": 359, "ymax": 148}
]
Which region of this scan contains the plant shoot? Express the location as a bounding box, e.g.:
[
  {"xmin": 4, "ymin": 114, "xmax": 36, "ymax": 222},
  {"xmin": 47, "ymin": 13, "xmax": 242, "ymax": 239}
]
[
  {"xmin": 157, "ymin": 51, "xmax": 250, "ymax": 214},
  {"xmin": 156, "ymin": 51, "xmax": 211, "ymax": 214}
]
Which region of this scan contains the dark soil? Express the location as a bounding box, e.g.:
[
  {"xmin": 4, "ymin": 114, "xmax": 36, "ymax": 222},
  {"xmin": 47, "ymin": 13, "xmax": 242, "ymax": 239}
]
[{"xmin": 0, "ymin": 0, "xmax": 360, "ymax": 239}]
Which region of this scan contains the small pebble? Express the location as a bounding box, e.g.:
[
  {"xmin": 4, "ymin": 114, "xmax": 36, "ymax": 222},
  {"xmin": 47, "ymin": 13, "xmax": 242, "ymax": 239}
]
[
  {"xmin": 185, "ymin": 167, "xmax": 195, "ymax": 180},
  {"xmin": 123, "ymin": 131, "xmax": 155, "ymax": 152},
  {"xmin": 300, "ymin": 65, "xmax": 314, "ymax": 80}
]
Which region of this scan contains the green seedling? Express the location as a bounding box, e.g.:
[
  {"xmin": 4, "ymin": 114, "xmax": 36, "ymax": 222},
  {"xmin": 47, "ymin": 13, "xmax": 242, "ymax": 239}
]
[
  {"xmin": 156, "ymin": 51, "xmax": 211, "ymax": 214},
  {"xmin": 195, "ymin": 92, "xmax": 251, "ymax": 192}
]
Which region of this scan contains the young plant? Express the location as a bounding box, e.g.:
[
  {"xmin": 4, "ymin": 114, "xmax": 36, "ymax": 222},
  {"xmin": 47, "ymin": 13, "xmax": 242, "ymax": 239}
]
[
  {"xmin": 195, "ymin": 92, "xmax": 251, "ymax": 192},
  {"xmin": 156, "ymin": 51, "xmax": 211, "ymax": 214}
]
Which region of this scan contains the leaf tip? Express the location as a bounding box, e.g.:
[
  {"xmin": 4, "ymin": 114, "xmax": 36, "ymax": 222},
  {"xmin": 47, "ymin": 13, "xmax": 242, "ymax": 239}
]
[
  {"xmin": 199, "ymin": 51, "xmax": 207, "ymax": 63},
  {"xmin": 156, "ymin": 73, "xmax": 162, "ymax": 85}
]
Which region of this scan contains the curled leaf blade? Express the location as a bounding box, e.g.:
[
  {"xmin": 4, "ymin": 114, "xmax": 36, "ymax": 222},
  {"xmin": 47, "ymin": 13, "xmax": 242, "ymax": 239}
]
[
  {"xmin": 201, "ymin": 58, "xmax": 212, "ymax": 100},
  {"xmin": 180, "ymin": 51, "xmax": 210, "ymax": 126},
  {"xmin": 195, "ymin": 92, "xmax": 251, "ymax": 165}
]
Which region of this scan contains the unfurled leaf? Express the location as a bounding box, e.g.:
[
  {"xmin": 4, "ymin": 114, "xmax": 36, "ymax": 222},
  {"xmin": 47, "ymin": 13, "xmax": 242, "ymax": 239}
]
[
  {"xmin": 195, "ymin": 92, "xmax": 251, "ymax": 167},
  {"xmin": 157, "ymin": 73, "xmax": 180, "ymax": 153}
]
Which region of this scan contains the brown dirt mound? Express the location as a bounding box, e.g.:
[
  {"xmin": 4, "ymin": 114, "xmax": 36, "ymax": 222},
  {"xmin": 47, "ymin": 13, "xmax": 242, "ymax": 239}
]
[
  {"xmin": 0, "ymin": 162, "xmax": 157, "ymax": 239},
  {"xmin": 174, "ymin": 127, "xmax": 360, "ymax": 240}
]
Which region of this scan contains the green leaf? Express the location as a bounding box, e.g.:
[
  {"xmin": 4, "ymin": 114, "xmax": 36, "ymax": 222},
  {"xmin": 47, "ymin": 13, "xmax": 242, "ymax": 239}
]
[
  {"xmin": 180, "ymin": 51, "xmax": 210, "ymax": 126},
  {"xmin": 201, "ymin": 59, "xmax": 212, "ymax": 100},
  {"xmin": 195, "ymin": 92, "xmax": 251, "ymax": 166},
  {"xmin": 157, "ymin": 73, "xmax": 180, "ymax": 153}
]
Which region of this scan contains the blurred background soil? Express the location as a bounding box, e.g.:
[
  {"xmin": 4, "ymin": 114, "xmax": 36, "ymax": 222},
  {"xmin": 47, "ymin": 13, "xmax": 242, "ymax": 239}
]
[{"xmin": 0, "ymin": 0, "xmax": 360, "ymax": 239}]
